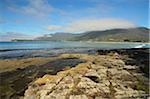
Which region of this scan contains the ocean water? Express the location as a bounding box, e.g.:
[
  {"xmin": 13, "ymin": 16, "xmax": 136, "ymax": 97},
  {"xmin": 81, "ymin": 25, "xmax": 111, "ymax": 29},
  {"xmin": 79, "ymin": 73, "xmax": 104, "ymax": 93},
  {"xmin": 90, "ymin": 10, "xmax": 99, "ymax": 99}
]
[{"xmin": 0, "ymin": 41, "xmax": 149, "ymax": 50}]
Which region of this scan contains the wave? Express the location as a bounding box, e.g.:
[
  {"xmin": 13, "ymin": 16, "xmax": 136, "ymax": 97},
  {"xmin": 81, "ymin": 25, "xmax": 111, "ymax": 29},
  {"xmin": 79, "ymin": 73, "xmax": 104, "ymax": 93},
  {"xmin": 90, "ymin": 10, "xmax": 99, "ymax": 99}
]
[{"xmin": 134, "ymin": 44, "xmax": 145, "ymax": 48}]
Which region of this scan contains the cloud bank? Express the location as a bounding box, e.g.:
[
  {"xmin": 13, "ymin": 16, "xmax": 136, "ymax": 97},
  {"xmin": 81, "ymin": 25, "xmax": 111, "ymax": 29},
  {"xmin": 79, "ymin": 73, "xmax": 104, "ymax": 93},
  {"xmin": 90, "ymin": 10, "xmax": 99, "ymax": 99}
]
[
  {"xmin": 47, "ymin": 25, "xmax": 62, "ymax": 31},
  {"xmin": 0, "ymin": 32, "xmax": 37, "ymax": 41},
  {"xmin": 47, "ymin": 18, "xmax": 136, "ymax": 33}
]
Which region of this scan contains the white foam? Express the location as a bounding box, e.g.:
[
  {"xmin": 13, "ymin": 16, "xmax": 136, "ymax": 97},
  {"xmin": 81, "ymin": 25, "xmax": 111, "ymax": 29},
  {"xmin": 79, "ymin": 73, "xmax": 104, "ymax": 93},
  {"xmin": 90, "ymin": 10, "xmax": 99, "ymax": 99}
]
[{"xmin": 134, "ymin": 44, "xmax": 145, "ymax": 48}]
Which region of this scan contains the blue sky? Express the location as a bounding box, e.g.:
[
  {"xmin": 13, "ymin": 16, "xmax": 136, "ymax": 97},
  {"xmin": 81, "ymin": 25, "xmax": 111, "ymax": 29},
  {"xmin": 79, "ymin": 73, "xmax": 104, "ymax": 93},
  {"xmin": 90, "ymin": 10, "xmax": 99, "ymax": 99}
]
[{"xmin": 0, "ymin": 0, "xmax": 149, "ymax": 40}]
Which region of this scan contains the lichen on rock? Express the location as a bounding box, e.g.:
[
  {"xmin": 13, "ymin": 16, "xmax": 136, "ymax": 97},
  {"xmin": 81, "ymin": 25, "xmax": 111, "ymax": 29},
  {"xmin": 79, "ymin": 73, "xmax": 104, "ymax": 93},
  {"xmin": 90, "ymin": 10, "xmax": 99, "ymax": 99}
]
[{"xmin": 24, "ymin": 53, "xmax": 148, "ymax": 99}]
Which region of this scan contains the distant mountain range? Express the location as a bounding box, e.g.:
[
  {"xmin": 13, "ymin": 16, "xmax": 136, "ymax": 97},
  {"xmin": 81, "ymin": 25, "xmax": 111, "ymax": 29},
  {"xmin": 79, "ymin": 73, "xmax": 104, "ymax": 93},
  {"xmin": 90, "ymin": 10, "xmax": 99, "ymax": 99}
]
[
  {"xmin": 74, "ymin": 27, "xmax": 149, "ymax": 42},
  {"xmin": 35, "ymin": 33, "xmax": 80, "ymax": 41},
  {"xmin": 13, "ymin": 27, "xmax": 149, "ymax": 42}
]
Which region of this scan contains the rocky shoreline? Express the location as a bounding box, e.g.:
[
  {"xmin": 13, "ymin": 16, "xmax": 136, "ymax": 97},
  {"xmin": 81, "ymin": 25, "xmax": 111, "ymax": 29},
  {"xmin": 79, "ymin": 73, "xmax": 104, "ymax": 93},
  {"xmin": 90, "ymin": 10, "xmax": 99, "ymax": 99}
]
[
  {"xmin": 0, "ymin": 48, "xmax": 149, "ymax": 99},
  {"xmin": 0, "ymin": 48, "xmax": 96, "ymax": 60},
  {"xmin": 0, "ymin": 57, "xmax": 85, "ymax": 99},
  {"xmin": 24, "ymin": 48, "xmax": 149, "ymax": 99}
]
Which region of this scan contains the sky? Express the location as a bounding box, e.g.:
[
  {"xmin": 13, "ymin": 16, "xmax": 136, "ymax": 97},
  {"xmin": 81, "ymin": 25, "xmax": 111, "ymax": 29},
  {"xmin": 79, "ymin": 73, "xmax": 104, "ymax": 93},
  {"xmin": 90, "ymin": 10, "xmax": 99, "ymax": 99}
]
[{"xmin": 0, "ymin": 0, "xmax": 149, "ymax": 41}]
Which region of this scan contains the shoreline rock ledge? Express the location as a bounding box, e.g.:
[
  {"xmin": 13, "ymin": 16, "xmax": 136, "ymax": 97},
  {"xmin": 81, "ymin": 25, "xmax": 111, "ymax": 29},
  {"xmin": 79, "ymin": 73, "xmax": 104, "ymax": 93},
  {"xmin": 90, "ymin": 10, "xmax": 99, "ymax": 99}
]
[{"xmin": 24, "ymin": 53, "xmax": 148, "ymax": 99}]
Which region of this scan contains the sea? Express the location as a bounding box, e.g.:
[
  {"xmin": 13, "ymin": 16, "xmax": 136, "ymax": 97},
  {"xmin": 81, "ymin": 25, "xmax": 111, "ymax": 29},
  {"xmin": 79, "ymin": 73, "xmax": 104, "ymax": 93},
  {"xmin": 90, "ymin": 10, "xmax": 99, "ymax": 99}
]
[
  {"xmin": 0, "ymin": 41, "xmax": 149, "ymax": 59},
  {"xmin": 0, "ymin": 41, "xmax": 150, "ymax": 50}
]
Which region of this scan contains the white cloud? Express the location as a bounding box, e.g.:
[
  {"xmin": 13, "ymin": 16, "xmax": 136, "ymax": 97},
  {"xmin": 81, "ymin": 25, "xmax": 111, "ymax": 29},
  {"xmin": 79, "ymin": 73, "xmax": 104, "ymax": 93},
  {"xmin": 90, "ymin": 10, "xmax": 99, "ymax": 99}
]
[
  {"xmin": 47, "ymin": 25, "xmax": 62, "ymax": 31},
  {"xmin": 8, "ymin": 0, "xmax": 54, "ymax": 18},
  {"xmin": 63, "ymin": 19, "xmax": 136, "ymax": 32},
  {"xmin": 48, "ymin": 18, "xmax": 136, "ymax": 33}
]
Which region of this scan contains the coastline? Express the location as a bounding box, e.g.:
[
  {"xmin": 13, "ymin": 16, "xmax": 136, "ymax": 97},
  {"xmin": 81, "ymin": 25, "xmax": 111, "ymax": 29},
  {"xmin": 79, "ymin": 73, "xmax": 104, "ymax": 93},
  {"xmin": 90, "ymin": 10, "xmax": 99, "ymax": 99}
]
[
  {"xmin": 0, "ymin": 48, "xmax": 149, "ymax": 98},
  {"xmin": 0, "ymin": 48, "xmax": 97, "ymax": 60},
  {"xmin": 1, "ymin": 40, "xmax": 150, "ymax": 44},
  {"xmin": 83, "ymin": 41, "xmax": 150, "ymax": 44},
  {"xmin": 24, "ymin": 48, "xmax": 149, "ymax": 99}
]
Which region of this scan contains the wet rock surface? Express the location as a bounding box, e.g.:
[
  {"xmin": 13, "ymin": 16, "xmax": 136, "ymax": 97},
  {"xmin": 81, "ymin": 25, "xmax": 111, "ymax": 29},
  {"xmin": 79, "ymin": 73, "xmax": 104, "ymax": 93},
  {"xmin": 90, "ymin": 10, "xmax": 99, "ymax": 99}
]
[
  {"xmin": 0, "ymin": 48, "xmax": 96, "ymax": 60},
  {"xmin": 24, "ymin": 49, "xmax": 149, "ymax": 99},
  {"xmin": 97, "ymin": 48, "xmax": 149, "ymax": 77},
  {"xmin": 0, "ymin": 58, "xmax": 85, "ymax": 99}
]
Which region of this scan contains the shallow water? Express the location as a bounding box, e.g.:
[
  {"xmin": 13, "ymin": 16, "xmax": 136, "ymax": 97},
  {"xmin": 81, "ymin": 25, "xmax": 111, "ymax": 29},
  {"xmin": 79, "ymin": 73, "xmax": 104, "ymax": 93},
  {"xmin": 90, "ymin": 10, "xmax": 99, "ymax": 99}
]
[
  {"xmin": 0, "ymin": 41, "xmax": 149, "ymax": 59},
  {"xmin": 0, "ymin": 48, "xmax": 96, "ymax": 59},
  {"xmin": 0, "ymin": 41, "xmax": 149, "ymax": 50}
]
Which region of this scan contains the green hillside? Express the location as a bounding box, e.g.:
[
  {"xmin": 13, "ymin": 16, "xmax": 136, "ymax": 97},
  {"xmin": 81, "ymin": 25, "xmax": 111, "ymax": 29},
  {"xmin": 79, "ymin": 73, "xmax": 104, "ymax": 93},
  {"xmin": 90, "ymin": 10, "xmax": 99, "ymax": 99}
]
[
  {"xmin": 74, "ymin": 27, "xmax": 149, "ymax": 42},
  {"xmin": 17, "ymin": 27, "xmax": 149, "ymax": 42}
]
